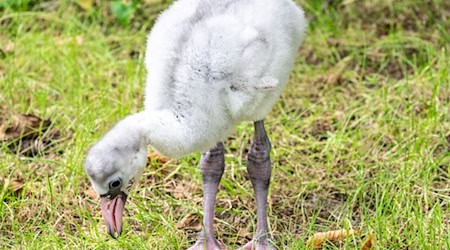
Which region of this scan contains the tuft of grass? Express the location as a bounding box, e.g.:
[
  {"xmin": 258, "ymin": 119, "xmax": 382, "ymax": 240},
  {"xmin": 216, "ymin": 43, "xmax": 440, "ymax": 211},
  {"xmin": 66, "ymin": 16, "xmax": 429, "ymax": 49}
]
[{"xmin": 1, "ymin": 0, "xmax": 449, "ymax": 249}]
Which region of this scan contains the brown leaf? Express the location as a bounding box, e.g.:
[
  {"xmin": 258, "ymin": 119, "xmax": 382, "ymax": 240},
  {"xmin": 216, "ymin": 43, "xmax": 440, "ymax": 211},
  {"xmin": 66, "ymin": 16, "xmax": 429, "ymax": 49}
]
[
  {"xmin": 176, "ymin": 213, "xmax": 201, "ymax": 230},
  {"xmin": 360, "ymin": 234, "xmax": 375, "ymax": 250},
  {"xmin": 0, "ymin": 113, "xmax": 61, "ymax": 156},
  {"xmin": 308, "ymin": 229, "xmax": 358, "ymax": 249},
  {"xmin": 2, "ymin": 178, "xmax": 24, "ymax": 197},
  {"xmin": 147, "ymin": 151, "xmax": 170, "ymax": 164},
  {"xmin": 323, "ymin": 57, "xmax": 352, "ymax": 85},
  {"xmin": 163, "ymin": 179, "xmax": 199, "ymax": 200},
  {"xmin": 237, "ymin": 227, "xmax": 252, "ymax": 239},
  {"xmin": 10, "ymin": 179, "xmax": 24, "ymax": 194},
  {"xmin": 0, "ymin": 114, "xmax": 50, "ymax": 141}
]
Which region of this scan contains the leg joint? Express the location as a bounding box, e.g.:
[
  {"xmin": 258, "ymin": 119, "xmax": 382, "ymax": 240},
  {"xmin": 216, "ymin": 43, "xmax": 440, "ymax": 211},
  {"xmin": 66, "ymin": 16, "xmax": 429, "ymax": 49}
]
[
  {"xmin": 248, "ymin": 140, "xmax": 271, "ymax": 164},
  {"xmin": 200, "ymin": 142, "xmax": 225, "ymax": 183}
]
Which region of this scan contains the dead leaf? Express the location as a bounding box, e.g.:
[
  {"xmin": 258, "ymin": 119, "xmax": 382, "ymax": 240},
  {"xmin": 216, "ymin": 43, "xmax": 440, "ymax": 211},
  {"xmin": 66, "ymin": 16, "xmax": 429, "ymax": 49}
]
[
  {"xmin": 0, "ymin": 114, "xmax": 51, "ymax": 141},
  {"xmin": 323, "ymin": 57, "xmax": 352, "ymax": 85},
  {"xmin": 1, "ymin": 178, "xmax": 24, "ymax": 197},
  {"xmin": 176, "ymin": 213, "xmax": 201, "ymax": 230},
  {"xmin": 237, "ymin": 227, "xmax": 253, "ymax": 239},
  {"xmin": 360, "ymin": 233, "xmax": 375, "ymax": 250},
  {"xmin": 77, "ymin": 0, "xmax": 94, "ymax": 11},
  {"xmin": 9, "ymin": 178, "xmax": 24, "ymax": 196},
  {"xmin": 147, "ymin": 151, "xmax": 170, "ymax": 164},
  {"xmin": 308, "ymin": 229, "xmax": 358, "ymax": 249},
  {"xmin": 0, "ymin": 113, "xmax": 61, "ymax": 156},
  {"xmin": 164, "ymin": 180, "xmax": 197, "ymax": 199}
]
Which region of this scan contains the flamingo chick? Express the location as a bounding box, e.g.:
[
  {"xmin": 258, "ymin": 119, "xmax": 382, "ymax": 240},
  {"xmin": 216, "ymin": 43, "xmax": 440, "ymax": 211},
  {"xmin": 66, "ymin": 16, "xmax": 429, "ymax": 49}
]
[{"xmin": 84, "ymin": 0, "xmax": 306, "ymax": 249}]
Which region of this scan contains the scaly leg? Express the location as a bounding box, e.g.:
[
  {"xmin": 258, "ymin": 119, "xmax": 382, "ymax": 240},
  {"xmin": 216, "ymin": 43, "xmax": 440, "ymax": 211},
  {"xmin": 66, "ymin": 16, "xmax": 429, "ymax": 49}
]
[
  {"xmin": 241, "ymin": 121, "xmax": 275, "ymax": 250},
  {"xmin": 188, "ymin": 142, "xmax": 226, "ymax": 250}
]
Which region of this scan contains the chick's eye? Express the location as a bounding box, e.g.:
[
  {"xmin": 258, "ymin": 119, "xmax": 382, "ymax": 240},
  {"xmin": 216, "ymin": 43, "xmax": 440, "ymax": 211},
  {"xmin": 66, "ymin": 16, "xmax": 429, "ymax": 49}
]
[{"xmin": 109, "ymin": 178, "xmax": 122, "ymax": 189}]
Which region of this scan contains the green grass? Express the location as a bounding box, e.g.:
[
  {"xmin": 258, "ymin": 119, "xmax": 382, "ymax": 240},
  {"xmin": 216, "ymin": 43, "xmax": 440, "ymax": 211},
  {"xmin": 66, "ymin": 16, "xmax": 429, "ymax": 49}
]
[{"xmin": 1, "ymin": 0, "xmax": 449, "ymax": 249}]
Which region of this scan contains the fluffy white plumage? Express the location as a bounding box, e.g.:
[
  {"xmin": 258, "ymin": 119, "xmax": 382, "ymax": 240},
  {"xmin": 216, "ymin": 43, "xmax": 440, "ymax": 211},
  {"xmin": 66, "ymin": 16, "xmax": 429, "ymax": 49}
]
[
  {"xmin": 85, "ymin": 0, "xmax": 305, "ymax": 204},
  {"xmin": 141, "ymin": 0, "xmax": 306, "ymax": 157}
]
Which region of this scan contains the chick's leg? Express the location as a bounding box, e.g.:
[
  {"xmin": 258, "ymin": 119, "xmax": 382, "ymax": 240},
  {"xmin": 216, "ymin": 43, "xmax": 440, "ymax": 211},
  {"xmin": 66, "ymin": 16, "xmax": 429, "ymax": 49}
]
[
  {"xmin": 241, "ymin": 121, "xmax": 275, "ymax": 250},
  {"xmin": 188, "ymin": 142, "xmax": 225, "ymax": 250}
]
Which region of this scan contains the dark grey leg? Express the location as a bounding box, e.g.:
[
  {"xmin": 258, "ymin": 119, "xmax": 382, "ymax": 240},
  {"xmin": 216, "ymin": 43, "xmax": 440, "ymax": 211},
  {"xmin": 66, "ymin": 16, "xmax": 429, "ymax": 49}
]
[
  {"xmin": 242, "ymin": 120, "xmax": 275, "ymax": 250},
  {"xmin": 188, "ymin": 142, "xmax": 225, "ymax": 250}
]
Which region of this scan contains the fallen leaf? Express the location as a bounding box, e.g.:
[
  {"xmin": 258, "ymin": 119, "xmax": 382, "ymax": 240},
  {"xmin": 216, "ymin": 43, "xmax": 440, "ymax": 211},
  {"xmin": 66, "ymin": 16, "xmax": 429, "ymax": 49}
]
[
  {"xmin": 237, "ymin": 227, "xmax": 253, "ymax": 239},
  {"xmin": 0, "ymin": 113, "xmax": 61, "ymax": 156},
  {"xmin": 308, "ymin": 229, "xmax": 358, "ymax": 249},
  {"xmin": 360, "ymin": 233, "xmax": 375, "ymax": 250},
  {"xmin": 164, "ymin": 180, "xmax": 196, "ymax": 199},
  {"xmin": 323, "ymin": 57, "xmax": 352, "ymax": 85},
  {"xmin": 147, "ymin": 151, "xmax": 170, "ymax": 164},
  {"xmin": 9, "ymin": 178, "xmax": 24, "ymax": 196},
  {"xmin": 0, "ymin": 114, "xmax": 51, "ymax": 140},
  {"xmin": 176, "ymin": 213, "xmax": 201, "ymax": 230},
  {"xmin": 1, "ymin": 178, "xmax": 24, "ymax": 197}
]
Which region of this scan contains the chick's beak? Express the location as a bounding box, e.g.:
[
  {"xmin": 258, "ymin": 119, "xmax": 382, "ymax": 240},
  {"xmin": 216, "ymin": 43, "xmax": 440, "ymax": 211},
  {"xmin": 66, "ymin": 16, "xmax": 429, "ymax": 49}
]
[{"xmin": 100, "ymin": 192, "xmax": 127, "ymax": 238}]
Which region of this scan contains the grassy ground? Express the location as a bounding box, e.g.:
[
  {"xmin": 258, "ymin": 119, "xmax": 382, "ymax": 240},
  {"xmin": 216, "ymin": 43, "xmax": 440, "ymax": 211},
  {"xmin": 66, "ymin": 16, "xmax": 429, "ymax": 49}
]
[{"xmin": 1, "ymin": 0, "xmax": 449, "ymax": 249}]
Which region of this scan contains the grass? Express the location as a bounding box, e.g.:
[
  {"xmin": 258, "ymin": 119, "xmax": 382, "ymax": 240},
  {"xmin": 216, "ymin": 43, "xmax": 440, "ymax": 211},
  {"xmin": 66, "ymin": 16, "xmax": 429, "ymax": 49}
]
[{"xmin": 0, "ymin": 0, "xmax": 449, "ymax": 249}]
